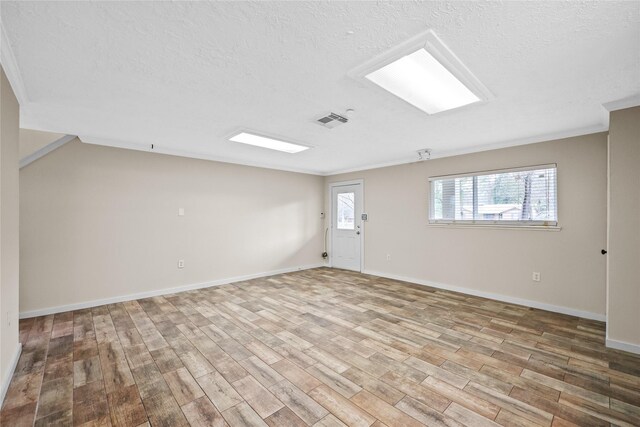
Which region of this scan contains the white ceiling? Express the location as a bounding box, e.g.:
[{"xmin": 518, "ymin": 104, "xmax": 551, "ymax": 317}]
[{"xmin": 1, "ymin": 1, "xmax": 638, "ymax": 175}]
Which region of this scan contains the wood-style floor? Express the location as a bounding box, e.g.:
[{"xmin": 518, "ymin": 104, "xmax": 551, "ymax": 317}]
[{"xmin": 1, "ymin": 268, "xmax": 639, "ymax": 427}]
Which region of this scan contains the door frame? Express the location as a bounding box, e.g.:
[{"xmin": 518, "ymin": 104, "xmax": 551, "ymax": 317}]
[
  {"xmin": 605, "ymin": 134, "xmax": 610, "ymax": 331},
  {"xmin": 328, "ymin": 179, "xmax": 365, "ymax": 271}
]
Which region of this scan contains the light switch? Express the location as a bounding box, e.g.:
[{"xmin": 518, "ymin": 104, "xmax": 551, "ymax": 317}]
[{"xmin": 178, "ymin": 208, "xmax": 185, "ymax": 216}]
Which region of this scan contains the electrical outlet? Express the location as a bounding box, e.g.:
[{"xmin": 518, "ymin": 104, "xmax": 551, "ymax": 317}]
[
  {"xmin": 178, "ymin": 260, "xmax": 185, "ymax": 269},
  {"xmin": 532, "ymin": 272, "xmax": 541, "ymax": 282},
  {"xmin": 386, "ymin": 254, "xmax": 391, "ymax": 261}
]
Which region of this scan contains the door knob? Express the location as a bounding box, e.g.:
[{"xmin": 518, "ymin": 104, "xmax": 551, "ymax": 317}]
[
  {"xmin": 356, "ymin": 231, "xmax": 360, "ymax": 235},
  {"xmin": 601, "ymin": 249, "xmax": 607, "ymax": 255}
]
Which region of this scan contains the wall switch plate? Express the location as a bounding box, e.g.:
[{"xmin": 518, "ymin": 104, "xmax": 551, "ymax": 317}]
[
  {"xmin": 178, "ymin": 260, "xmax": 185, "ymax": 269},
  {"xmin": 532, "ymin": 272, "xmax": 541, "ymax": 282},
  {"xmin": 178, "ymin": 208, "xmax": 185, "ymax": 216}
]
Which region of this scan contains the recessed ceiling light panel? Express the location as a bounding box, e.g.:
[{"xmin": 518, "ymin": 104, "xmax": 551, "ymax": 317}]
[
  {"xmin": 229, "ymin": 132, "xmax": 310, "ymax": 153},
  {"xmin": 366, "ymin": 49, "xmax": 480, "ymax": 114},
  {"xmin": 349, "ymin": 30, "xmax": 493, "ymax": 115}
]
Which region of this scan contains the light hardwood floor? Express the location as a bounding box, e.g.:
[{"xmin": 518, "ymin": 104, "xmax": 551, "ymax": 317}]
[{"xmin": 1, "ymin": 268, "xmax": 639, "ymax": 426}]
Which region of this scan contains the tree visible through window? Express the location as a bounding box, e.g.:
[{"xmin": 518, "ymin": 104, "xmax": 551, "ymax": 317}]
[
  {"xmin": 337, "ymin": 192, "xmax": 355, "ymax": 230},
  {"xmin": 430, "ymin": 165, "xmax": 557, "ymax": 225}
]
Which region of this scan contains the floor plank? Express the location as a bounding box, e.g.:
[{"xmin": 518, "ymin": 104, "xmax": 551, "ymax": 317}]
[
  {"xmin": 308, "ymin": 384, "xmax": 376, "ymax": 426},
  {"xmin": 181, "ymin": 395, "xmax": 228, "ymax": 427},
  {"xmin": 1, "ymin": 268, "xmax": 638, "ymax": 426}
]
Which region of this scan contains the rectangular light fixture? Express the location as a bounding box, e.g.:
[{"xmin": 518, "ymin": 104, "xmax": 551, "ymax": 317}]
[
  {"xmin": 365, "ymin": 48, "xmax": 480, "ymax": 114},
  {"xmin": 229, "ymin": 132, "xmax": 310, "ymax": 153}
]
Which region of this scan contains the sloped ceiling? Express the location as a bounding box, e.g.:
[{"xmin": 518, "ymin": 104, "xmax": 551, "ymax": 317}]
[{"xmin": 1, "ymin": 1, "xmax": 639, "ymax": 174}]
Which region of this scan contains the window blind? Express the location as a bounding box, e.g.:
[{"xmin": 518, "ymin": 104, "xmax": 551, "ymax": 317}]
[{"xmin": 429, "ymin": 164, "xmax": 558, "ymax": 226}]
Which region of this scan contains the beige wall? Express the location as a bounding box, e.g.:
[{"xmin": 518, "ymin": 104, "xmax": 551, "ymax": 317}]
[
  {"xmin": 608, "ymin": 106, "xmax": 640, "ymax": 349},
  {"xmin": 20, "ymin": 140, "xmax": 324, "ymax": 314},
  {"xmin": 1, "ymin": 67, "xmax": 20, "ymax": 396},
  {"xmin": 326, "ymin": 133, "xmax": 608, "ymax": 318}
]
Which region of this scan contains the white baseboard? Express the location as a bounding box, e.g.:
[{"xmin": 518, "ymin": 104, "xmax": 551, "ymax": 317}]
[
  {"xmin": 363, "ymin": 269, "xmax": 606, "ymax": 322},
  {"xmin": 606, "ymin": 337, "xmax": 640, "ymax": 355},
  {"xmin": 20, "ymin": 263, "xmax": 325, "ymax": 319},
  {"xmin": 1, "ymin": 343, "xmax": 22, "ymax": 407}
]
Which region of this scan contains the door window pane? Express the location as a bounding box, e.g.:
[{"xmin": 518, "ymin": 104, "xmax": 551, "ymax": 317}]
[{"xmin": 337, "ymin": 192, "xmax": 355, "ymax": 230}]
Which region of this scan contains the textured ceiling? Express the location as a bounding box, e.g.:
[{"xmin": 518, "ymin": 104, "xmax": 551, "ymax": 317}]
[{"xmin": 1, "ymin": 1, "xmax": 639, "ymax": 175}]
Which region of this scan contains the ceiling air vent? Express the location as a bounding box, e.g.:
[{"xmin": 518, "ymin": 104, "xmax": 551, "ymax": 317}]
[{"xmin": 315, "ymin": 112, "xmax": 348, "ymax": 129}]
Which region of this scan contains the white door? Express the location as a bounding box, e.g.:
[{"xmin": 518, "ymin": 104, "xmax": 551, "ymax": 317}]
[{"xmin": 331, "ymin": 183, "xmax": 362, "ymax": 271}]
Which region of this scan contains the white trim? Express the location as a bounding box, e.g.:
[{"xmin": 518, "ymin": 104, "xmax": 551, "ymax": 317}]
[
  {"xmin": 80, "ymin": 124, "xmax": 609, "ymax": 177},
  {"xmin": 328, "ymin": 179, "xmax": 365, "ymax": 272},
  {"xmin": 19, "ymin": 263, "xmax": 324, "ymax": 319},
  {"xmin": 427, "ymin": 224, "xmax": 562, "ymax": 231},
  {"xmin": 602, "ymin": 94, "xmax": 640, "ymax": 112},
  {"xmin": 605, "ymin": 337, "xmax": 640, "ymax": 355},
  {"xmin": 0, "ymin": 343, "xmax": 22, "ymax": 406},
  {"xmin": 326, "ymin": 124, "xmax": 608, "ymax": 176},
  {"xmin": 605, "ymin": 134, "xmax": 611, "ymax": 332},
  {"xmin": 79, "ymin": 136, "xmax": 324, "ymax": 176},
  {"xmin": 328, "ymin": 179, "xmax": 365, "ymax": 188},
  {"xmin": 80, "ymin": 122, "xmax": 609, "ymax": 178},
  {"xmin": 20, "ymin": 134, "xmax": 76, "ymax": 169},
  {"xmin": 429, "ymin": 221, "xmax": 558, "ymax": 228},
  {"xmin": 362, "ymin": 269, "xmax": 606, "ymax": 322}
]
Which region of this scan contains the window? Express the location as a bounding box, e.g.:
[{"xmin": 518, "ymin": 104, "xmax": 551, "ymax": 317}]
[
  {"xmin": 336, "ymin": 192, "xmax": 355, "ymax": 230},
  {"xmin": 429, "ymin": 165, "xmax": 557, "ymax": 226}
]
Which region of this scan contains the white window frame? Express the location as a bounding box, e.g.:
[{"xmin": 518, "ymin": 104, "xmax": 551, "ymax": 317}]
[{"xmin": 428, "ymin": 164, "xmax": 558, "ymax": 228}]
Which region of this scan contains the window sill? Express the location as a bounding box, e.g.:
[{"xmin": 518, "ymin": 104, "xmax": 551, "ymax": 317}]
[{"xmin": 428, "ymin": 223, "xmax": 562, "ymax": 231}]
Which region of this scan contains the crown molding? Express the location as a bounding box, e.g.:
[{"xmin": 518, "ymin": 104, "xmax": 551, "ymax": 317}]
[
  {"xmin": 20, "ymin": 134, "xmax": 77, "ymax": 169},
  {"xmin": 602, "ymin": 94, "xmax": 640, "ymax": 112},
  {"xmin": 324, "ymin": 123, "xmax": 608, "ymax": 176},
  {"xmin": 79, "ymin": 135, "xmax": 325, "ymax": 176},
  {"xmin": 79, "ymin": 122, "xmax": 609, "ymax": 177}
]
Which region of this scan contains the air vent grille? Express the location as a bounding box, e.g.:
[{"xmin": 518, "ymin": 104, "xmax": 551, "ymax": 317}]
[{"xmin": 315, "ymin": 112, "xmax": 348, "ymax": 129}]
